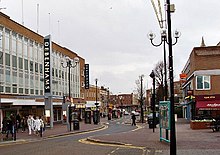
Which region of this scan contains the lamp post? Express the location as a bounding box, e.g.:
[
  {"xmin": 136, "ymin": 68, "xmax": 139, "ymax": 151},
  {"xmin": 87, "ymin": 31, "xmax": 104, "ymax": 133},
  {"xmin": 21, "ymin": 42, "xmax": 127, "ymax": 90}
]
[
  {"xmin": 149, "ymin": 70, "xmax": 156, "ymax": 132},
  {"xmin": 61, "ymin": 56, "xmax": 79, "ymax": 131},
  {"xmin": 148, "ymin": 1, "xmax": 180, "ymax": 154},
  {"xmin": 94, "ymin": 78, "xmax": 99, "ymax": 124},
  {"xmin": 95, "ymin": 78, "xmax": 98, "ymax": 108},
  {"xmin": 140, "ymin": 75, "xmax": 144, "ymax": 123}
]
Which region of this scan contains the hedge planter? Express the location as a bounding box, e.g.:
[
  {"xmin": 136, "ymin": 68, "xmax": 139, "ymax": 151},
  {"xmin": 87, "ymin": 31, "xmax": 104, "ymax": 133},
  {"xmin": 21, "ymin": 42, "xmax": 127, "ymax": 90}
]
[{"xmin": 190, "ymin": 120, "xmax": 212, "ymax": 130}]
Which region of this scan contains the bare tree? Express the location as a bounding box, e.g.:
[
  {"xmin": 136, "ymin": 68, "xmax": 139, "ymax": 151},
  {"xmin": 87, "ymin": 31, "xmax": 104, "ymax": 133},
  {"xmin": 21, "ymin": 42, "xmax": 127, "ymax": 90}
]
[
  {"xmin": 153, "ymin": 60, "xmax": 166, "ymax": 103},
  {"xmin": 154, "ymin": 60, "xmax": 164, "ymax": 87},
  {"xmin": 134, "ymin": 75, "xmax": 146, "ymax": 123}
]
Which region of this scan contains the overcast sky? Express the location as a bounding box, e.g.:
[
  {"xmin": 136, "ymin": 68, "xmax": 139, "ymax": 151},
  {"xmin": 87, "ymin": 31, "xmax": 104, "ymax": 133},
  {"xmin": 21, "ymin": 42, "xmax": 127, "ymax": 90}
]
[{"xmin": 1, "ymin": 0, "xmax": 220, "ymax": 94}]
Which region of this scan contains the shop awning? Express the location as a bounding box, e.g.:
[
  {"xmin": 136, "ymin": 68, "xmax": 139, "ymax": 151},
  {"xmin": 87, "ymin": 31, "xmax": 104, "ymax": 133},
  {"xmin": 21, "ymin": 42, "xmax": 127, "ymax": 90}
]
[{"xmin": 196, "ymin": 100, "xmax": 220, "ymax": 110}]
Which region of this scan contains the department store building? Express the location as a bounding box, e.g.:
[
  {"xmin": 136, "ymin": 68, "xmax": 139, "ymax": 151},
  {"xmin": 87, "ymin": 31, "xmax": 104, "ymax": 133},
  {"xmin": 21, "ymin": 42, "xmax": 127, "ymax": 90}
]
[{"xmin": 0, "ymin": 12, "xmax": 86, "ymax": 127}]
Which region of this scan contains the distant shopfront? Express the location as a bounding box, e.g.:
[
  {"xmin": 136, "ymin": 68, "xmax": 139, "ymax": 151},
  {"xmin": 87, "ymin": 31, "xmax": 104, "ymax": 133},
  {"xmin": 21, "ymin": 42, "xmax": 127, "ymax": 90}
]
[{"xmin": 195, "ymin": 94, "xmax": 220, "ymax": 118}]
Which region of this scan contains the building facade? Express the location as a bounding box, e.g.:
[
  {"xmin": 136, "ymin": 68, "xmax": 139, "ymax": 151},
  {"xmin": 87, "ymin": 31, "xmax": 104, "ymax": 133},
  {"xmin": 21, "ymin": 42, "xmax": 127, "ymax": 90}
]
[
  {"xmin": 0, "ymin": 12, "xmax": 85, "ymax": 129},
  {"xmin": 181, "ymin": 44, "xmax": 220, "ymax": 120}
]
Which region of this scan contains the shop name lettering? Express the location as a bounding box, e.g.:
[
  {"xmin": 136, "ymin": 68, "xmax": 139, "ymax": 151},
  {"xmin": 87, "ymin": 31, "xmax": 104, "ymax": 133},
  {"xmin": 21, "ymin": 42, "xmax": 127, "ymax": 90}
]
[
  {"xmin": 204, "ymin": 96, "xmax": 215, "ymax": 99},
  {"xmin": 207, "ymin": 103, "xmax": 220, "ymax": 107},
  {"xmin": 44, "ymin": 40, "xmax": 50, "ymax": 92}
]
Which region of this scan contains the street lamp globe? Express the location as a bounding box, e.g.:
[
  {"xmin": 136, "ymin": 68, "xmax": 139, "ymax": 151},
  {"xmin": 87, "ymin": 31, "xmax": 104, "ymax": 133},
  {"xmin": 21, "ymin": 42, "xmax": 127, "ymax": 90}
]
[
  {"xmin": 173, "ymin": 29, "xmax": 181, "ymax": 38},
  {"xmin": 147, "ymin": 31, "xmax": 156, "ymax": 40},
  {"xmin": 160, "ymin": 28, "xmax": 167, "ymax": 38}
]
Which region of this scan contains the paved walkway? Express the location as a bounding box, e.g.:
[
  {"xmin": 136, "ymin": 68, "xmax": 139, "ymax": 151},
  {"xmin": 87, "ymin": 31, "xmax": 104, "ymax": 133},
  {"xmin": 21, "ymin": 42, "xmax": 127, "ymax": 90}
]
[
  {"xmin": 0, "ymin": 119, "xmax": 105, "ymax": 144},
  {"xmin": 1, "ymin": 117, "xmax": 220, "ymax": 154},
  {"xmin": 89, "ymin": 118, "xmax": 220, "ymax": 155}
]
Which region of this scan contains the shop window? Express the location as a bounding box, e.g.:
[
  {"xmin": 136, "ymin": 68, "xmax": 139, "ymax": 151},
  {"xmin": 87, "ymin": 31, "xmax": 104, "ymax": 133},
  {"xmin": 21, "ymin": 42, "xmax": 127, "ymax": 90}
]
[{"xmin": 196, "ymin": 75, "xmax": 210, "ymax": 90}]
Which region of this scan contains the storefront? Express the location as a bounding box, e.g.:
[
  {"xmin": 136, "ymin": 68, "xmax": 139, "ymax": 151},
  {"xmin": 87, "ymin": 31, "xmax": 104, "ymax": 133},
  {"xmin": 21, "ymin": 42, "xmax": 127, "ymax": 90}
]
[{"xmin": 195, "ymin": 95, "xmax": 220, "ymax": 119}]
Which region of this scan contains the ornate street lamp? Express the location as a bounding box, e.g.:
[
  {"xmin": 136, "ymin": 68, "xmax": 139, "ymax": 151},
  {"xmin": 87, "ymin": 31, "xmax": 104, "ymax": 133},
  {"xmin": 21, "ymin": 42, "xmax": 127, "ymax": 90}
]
[
  {"xmin": 148, "ymin": 29, "xmax": 181, "ymax": 101},
  {"xmin": 61, "ymin": 56, "xmax": 79, "ymax": 131}
]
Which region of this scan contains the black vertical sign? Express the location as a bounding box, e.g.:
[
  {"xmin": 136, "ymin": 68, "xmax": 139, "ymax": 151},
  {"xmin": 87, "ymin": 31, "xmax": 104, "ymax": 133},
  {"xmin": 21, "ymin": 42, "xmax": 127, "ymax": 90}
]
[
  {"xmin": 44, "ymin": 35, "xmax": 51, "ymax": 94},
  {"xmin": 84, "ymin": 64, "xmax": 89, "ymax": 89}
]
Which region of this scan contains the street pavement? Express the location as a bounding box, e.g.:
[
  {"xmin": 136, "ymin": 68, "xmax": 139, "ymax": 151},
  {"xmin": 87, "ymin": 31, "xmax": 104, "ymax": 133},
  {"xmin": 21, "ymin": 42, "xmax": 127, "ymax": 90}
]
[
  {"xmin": 1, "ymin": 117, "xmax": 220, "ymax": 155},
  {"xmin": 0, "ymin": 119, "xmax": 105, "ymax": 145},
  {"xmin": 88, "ymin": 118, "xmax": 220, "ymax": 155}
]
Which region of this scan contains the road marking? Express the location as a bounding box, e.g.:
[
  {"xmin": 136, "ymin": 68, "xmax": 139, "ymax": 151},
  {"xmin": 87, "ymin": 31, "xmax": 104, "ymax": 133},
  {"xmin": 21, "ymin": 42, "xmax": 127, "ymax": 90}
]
[
  {"xmin": 0, "ymin": 125, "xmax": 108, "ymax": 147},
  {"xmin": 79, "ymin": 138, "xmax": 163, "ymax": 154}
]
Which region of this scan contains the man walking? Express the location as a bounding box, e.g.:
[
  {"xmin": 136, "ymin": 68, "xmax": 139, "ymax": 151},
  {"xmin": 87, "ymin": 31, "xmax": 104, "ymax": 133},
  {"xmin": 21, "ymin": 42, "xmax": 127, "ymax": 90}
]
[{"xmin": 131, "ymin": 113, "xmax": 136, "ymax": 126}]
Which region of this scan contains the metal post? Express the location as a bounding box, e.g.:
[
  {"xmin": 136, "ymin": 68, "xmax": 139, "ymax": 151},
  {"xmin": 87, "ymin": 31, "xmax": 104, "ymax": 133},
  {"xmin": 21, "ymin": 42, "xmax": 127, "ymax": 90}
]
[
  {"xmin": 166, "ymin": 0, "xmax": 176, "ymax": 154},
  {"xmin": 163, "ymin": 40, "xmax": 168, "ymax": 101},
  {"xmin": 150, "ymin": 70, "xmax": 156, "ymax": 132},
  {"xmin": 140, "ymin": 76, "xmax": 144, "ymax": 123},
  {"xmin": 152, "ymin": 74, "xmax": 156, "ymax": 133},
  {"xmin": 68, "ymin": 61, "xmax": 72, "ymax": 131}
]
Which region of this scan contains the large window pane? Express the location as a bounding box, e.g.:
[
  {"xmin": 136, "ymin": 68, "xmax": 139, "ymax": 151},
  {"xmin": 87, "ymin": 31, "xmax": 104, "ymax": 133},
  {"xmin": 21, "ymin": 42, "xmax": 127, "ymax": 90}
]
[
  {"xmin": 30, "ymin": 61, "xmax": 33, "ymax": 72},
  {"xmin": 5, "ymin": 69, "xmax": 10, "ymax": 83},
  {"xmin": 35, "ymin": 62, "xmax": 38, "ymax": 73},
  {"xmin": 5, "ymin": 53, "xmax": 10, "ymax": 66},
  {"xmin": 204, "ymin": 76, "xmax": 210, "ymax": 89},
  {"xmin": 19, "ymin": 72, "xmax": 23, "ymax": 86},
  {"xmin": 0, "ymin": 51, "xmax": 3, "ymax": 64},
  {"xmin": 196, "ymin": 75, "xmax": 210, "ymax": 90},
  {"xmin": 24, "ymin": 59, "xmax": 28, "ymax": 71},
  {"xmin": 12, "ymin": 55, "xmax": 17, "ymax": 68},
  {"xmin": 19, "ymin": 57, "xmax": 23, "ymax": 69}
]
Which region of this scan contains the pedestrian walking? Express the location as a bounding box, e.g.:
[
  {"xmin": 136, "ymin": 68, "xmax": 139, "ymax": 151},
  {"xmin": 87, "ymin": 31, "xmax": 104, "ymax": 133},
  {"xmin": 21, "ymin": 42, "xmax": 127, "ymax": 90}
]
[
  {"xmin": 131, "ymin": 113, "xmax": 136, "ymax": 126},
  {"xmin": 2, "ymin": 116, "xmax": 7, "ymax": 134},
  {"xmin": 10, "ymin": 114, "xmax": 16, "ymax": 137},
  {"xmin": 21, "ymin": 116, "xmax": 27, "ymax": 132},
  {"xmin": 16, "ymin": 113, "xmax": 21, "ymax": 132},
  {"xmin": 27, "ymin": 115, "xmax": 34, "ymax": 135},
  {"xmin": 34, "ymin": 116, "xmax": 41, "ymax": 136},
  {"xmin": 6, "ymin": 117, "xmax": 13, "ymax": 139}
]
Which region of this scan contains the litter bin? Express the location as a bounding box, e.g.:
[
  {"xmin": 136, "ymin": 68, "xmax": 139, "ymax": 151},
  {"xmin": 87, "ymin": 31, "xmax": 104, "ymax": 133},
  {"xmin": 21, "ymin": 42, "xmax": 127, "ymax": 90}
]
[
  {"xmin": 85, "ymin": 110, "xmax": 91, "ymax": 124},
  {"xmin": 73, "ymin": 119, "xmax": 79, "ymax": 130},
  {"xmin": 148, "ymin": 118, "xmax": 156, "ymax": 129},
  {"xmin": 93, "ymin": 110, "xmax": 99, "ymax": 125}
]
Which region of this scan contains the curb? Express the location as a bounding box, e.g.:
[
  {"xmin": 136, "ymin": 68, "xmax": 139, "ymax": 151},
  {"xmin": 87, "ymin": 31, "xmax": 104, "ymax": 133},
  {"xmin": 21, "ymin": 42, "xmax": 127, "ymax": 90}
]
[
  {"xmin": 46, "ymin": 125, "xmax": 106, "ymax": 139},
  {"xmin": 0, "ymin": 124, "xmax": 106, "ymax": 145},
  {"xmin": 86, "ymin": 137, "xmax": 128, "ymax": 146}
]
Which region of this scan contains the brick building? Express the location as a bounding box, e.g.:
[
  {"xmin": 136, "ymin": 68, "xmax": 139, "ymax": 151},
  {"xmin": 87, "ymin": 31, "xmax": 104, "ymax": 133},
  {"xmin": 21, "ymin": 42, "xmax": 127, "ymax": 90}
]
[{"xmin": 181, "ymin": 41, "xmax": 220, "ymax": 120}]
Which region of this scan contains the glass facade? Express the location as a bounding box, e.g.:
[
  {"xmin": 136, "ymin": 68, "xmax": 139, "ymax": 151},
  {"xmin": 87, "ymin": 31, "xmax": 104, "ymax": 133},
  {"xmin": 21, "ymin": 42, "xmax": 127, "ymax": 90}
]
[{"xmin": 0, "ymin": 25, "xmax": 80, "ymax": 97}]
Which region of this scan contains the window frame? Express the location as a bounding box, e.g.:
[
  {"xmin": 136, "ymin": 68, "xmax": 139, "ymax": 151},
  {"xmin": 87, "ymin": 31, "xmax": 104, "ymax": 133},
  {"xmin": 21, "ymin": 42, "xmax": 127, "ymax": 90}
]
[{"xmin": 196, "ymin": 75, "xmax": 211, "ymax": 90}]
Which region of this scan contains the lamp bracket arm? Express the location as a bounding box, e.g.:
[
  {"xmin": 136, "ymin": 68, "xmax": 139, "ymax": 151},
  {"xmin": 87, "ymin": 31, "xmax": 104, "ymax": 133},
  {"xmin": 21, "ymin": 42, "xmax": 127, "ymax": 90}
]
[{"xmin": 150, "ymin": 39, "xmax": 163, "ymax": 47}]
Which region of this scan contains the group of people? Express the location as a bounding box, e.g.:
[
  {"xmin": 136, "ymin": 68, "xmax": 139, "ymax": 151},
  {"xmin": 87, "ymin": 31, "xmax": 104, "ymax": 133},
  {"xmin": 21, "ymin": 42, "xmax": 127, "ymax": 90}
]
[
  {"xmin": 2, "ymin": 113, "xmax": 46, "ymax": 138},
  {"xmin": 27, "ymin": 115, "xmax": 45, "ymax": 136}
]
